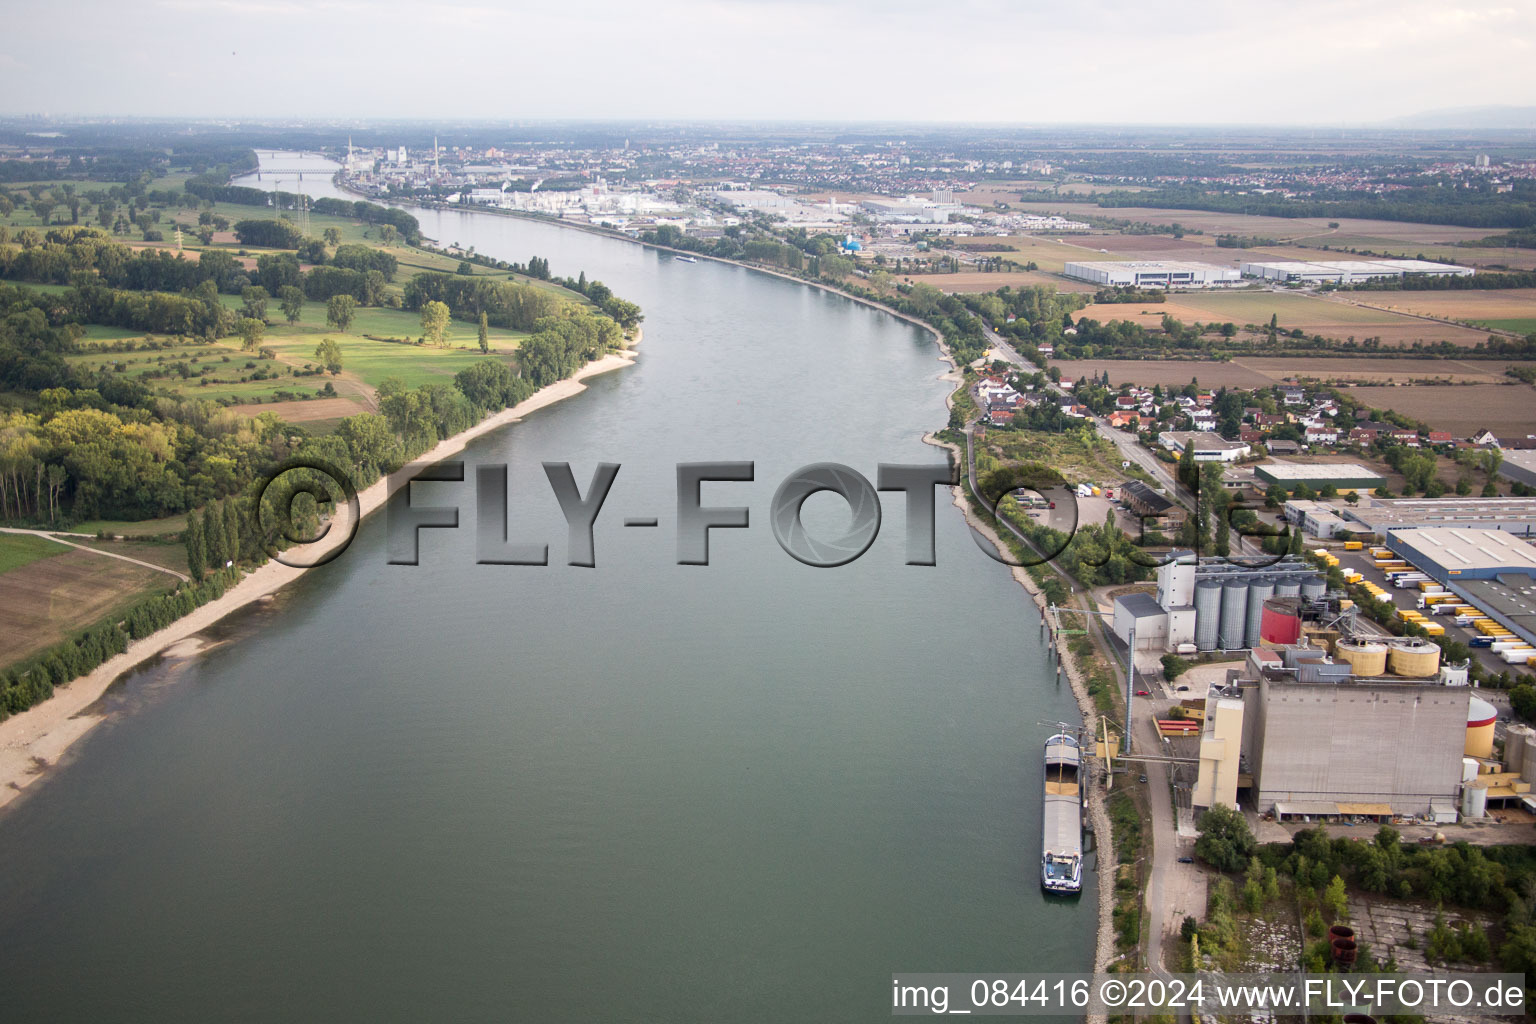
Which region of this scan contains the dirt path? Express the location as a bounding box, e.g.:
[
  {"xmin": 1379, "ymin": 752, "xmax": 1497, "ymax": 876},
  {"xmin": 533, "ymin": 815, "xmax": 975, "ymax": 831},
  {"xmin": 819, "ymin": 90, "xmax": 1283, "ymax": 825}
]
[{"xmin": 0, "ymin": 527, "xmax": 189, "ymax": 582}]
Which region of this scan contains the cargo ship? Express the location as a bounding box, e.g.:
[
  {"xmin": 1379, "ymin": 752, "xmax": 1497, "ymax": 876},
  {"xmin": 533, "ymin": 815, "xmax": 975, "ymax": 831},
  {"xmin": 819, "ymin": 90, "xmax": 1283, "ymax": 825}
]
[
  {"xmin": 1041, "ymin": 729, "xmax": 1084, "ymax": 894},
  {"xmin": 674, "ymin": 255, "xmax": 698, "ymax": 263}
]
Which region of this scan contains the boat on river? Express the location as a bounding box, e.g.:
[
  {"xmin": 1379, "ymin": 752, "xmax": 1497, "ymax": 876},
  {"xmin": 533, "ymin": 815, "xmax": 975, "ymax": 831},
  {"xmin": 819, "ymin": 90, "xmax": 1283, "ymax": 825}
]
[{"xmin": 1041, "ymin": 729, "xmax": 1083, "ymax": 894}]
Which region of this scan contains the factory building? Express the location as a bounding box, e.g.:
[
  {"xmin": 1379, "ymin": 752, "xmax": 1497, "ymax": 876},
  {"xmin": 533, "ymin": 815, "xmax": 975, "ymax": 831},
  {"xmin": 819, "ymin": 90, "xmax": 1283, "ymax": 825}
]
[
  {"xmin": 1500, "ymin": 450, "xmax": 1536, "ymax": 492},
  {"xmin": 1158, "ymin": 431, "xmax": 1251, "ymax": 462},
  {"xmin": 1254, "ymin": 462, "xmax": 1385, "ymax": 491},
  {"xmin": 1111, "ymin": 556, "xmax": 1328, "ymax": 654},
  {"xmin": 1283, "ymin": 498, "xmax": 1351, "ymax": 539},
  {"xmin": 1193, "ymin": 641, "xmax": 1476, "ymax": 821},
  {"xmin": 1062, "ymin": 260, "xmax": 1241, "ymax": 289},
  {"xmin": 1344, "ymin": 496, "xmax": 1536, "ymax": 537},
  {"xmin": 1386, "ymin": 527, "xmax": 1536, "ymax": 582},
  {"xmin": 1240, "ymin": 259, "xmax": 1475, "ymax": 284}
]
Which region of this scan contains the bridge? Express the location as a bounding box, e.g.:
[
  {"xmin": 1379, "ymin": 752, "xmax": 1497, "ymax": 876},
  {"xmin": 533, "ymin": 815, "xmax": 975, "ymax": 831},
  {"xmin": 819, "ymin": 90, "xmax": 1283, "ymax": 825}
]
[{"xmin": 252, "ymin": 168, "xmax": 330, "ymax": 178}]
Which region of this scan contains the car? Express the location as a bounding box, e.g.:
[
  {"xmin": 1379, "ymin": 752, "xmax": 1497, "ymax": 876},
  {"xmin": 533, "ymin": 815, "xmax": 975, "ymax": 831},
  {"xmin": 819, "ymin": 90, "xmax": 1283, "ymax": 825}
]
[
  {"xmin": 1176, "ymin": 685, "xmax": 1190, "ymax": 692},
  {"xmin": 1177, "ymin": 856, "xmax": 1194, "ymax": 864},
  {"xmin": 1138, "ymin": 775, "xmax": 1148, "ymax": 784},
  {"xmin": 1135, "ymin": 689, "xmax": 1150, "ymax": 696}
]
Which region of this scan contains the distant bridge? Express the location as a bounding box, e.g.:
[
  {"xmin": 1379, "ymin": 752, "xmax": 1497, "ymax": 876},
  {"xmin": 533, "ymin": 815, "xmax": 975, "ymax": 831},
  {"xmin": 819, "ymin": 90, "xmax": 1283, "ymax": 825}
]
[{"xmin": 252, "ymin": 168, "xmax": 333, "ymax": 178}]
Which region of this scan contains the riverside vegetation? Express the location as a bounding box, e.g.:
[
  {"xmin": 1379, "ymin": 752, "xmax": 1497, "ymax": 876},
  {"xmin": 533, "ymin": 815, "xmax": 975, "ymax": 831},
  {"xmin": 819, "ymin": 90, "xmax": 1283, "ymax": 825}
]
[{"xmin": 0, "ymin": 162, "xmax": 640, "ymax": 719}]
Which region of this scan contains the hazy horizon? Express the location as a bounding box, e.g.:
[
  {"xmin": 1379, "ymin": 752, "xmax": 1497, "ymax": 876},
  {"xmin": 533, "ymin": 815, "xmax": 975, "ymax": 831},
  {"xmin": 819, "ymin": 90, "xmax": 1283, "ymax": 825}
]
[{"xmin": 4, "ymin": 0, "xmax": 1535, "ymax": 126}]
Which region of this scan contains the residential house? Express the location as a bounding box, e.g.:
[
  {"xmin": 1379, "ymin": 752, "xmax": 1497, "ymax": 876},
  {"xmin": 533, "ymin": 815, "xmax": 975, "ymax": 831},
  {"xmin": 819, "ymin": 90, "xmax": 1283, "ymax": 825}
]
[
  {"xmin": 1389, "ymin": 429, "xmax": 1421, "ymax": 447},
  {"xmin": 1305, "ymin": 426, "xmax": 1339, "ymax": 445},
  {"xmin": 1427, "ymin": 431, "xmax": 1454, "ymax": 447},
  {"xmin": 1280, "ymin": 386, "xmax": 1307, "ymax": 406}
]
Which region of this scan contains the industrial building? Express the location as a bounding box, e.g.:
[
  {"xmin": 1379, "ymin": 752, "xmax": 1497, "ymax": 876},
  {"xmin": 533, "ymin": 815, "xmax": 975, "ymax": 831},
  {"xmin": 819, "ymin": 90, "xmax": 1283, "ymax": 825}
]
[
  {"xmin": 1254, "ymin": 462, "xmax": 1385, "ymax": 490},
  {"xmin": 1344, "ymin": 496, "xmax": 1536, "ymax": 537},
  {"xmin": 1386, "ymin": 527, "xmax": 1536, "ymax": 582},
  {"xmin": 1193, "ymin": 640, "xmax": 1478, "ymax": 821},
  {"xmin": 1239, "ymin": 259, "xmax": 1475, "ymax": 284},
  {"xmin": 1158, "ymin": 431, "xmax": 1251, "ymax": 462},
  {"xmin": 1111, "ymin": 556, "xmax": 1331, "ymax": 654},
  {"xmin": 1120, "ymin": 480, "xmax": 1183, "ymax": 529},
  {"xmin": 1283, "ymin": 499, "xmax": 1350, "ymax": 539},
  {"xmin": 1499, "ymin": 450, "xmax": 1536, "ymax": 492},
  {"xmin": 1062, "ymin": 260, "xmax": 1241, "ymax": 289}
]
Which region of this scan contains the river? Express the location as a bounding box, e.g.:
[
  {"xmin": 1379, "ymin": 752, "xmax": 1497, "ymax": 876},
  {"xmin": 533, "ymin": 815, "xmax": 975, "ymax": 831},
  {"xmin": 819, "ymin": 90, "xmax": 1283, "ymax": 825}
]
[{"xmin": 0, "ymin": 152, "xmax": 1095, "ymax": 1022}]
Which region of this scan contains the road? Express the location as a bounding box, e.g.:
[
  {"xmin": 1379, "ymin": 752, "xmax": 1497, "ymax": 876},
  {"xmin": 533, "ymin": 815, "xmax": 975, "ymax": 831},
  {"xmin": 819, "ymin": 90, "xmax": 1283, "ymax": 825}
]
[
  {"xmin": 977, "ymin": 320, "xmax": 1191, "ymax": 507},
  {"xmin": 0, "ymin": 527, "xmax": 190, "ymax": 582}
]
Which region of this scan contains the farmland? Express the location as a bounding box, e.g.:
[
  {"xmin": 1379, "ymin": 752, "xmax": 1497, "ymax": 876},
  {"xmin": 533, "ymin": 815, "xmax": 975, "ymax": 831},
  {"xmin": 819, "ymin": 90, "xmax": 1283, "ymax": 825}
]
[
  {"xmin": 0, "ymin": 547, "xmax": 176, "ymax": 668},
  {"xmin": 0, "ymin": 533, "xmax": 68, "ymax": 575},
  {"xmin": 929, "ymin": 270, "xmax": 1095, "ymax": 294},
  {"xmin": 953, "ymin": 234, "xmax": 1110, "ymax": 274},
  {"xmin": 1346, "ymin": 383, "xmax": 1536, "ymax": 436},
  {"xmin": 1073, "ymin": 290, "xmax": 1493, "ymax": 348},
  {"xmin": 1051, "ymin": 357, "xmax": 1536, "ymax": 389},
  {"xmin": 1355, "ymin": 289, "xmax": 1536, "ymax": 332}
]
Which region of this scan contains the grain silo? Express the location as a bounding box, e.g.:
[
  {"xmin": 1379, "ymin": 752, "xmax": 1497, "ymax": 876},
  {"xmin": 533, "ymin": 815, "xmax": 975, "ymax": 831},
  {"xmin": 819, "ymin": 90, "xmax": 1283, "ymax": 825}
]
[
  {"xmin": 1194, "ymin": 579, "xmax": 1223, "ymax": 652},
  {"xmin": 1259, "ymin": 597, "xmax": 1302, "ymax": 646},
  {"xmin": 1244, "ymin": 577, "xmax": 1275, "ymax": 648},
  {"xmin": 1300, "ymin": 575, "xmax": 1326, "ymax": 602},
  {"xmin": 1466, "ymin": 696, "xmax": 1497, "ymax": 759},
  {"xmin": 1220, "ymin": 580, "xmax": 1249, "ymax": 650},
  {"xmin": 1333, "ymin": 636, "xmax": 1388, "ymax": 677},
  {"xmin": 1274, "ymin": 578, "xmax": 1301, "ymax": 599},
  {"xmin": 1387, "ymin": 637, "xmax": 1441, "ymax": 679},
  {"xmin": 1504, "ymin": 724, "xmax": 1531, "ymax": 777}
]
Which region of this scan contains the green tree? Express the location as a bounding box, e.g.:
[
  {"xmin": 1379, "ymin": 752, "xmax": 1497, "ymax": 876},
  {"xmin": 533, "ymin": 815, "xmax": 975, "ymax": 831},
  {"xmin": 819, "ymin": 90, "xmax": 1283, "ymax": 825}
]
[
  {"xmin": 326, "ymin": 294, "xmax": 357, "ymax": 332},
  {"xmin": 185, "ymin": 514, "xmax": 206, "ymax": 578},
  {"xmin": 236, "ymin": 317, "xmax": 265, "ymax": 352},
  {"xmin": 223, "ymin": 498, "xmax": 242, "ymax": 565},
  {"xmin": 421, "ymin": 300, "xmax": 451, "ymax": 347},
  {"xmin": 1322, "ymin": 875, "xmax": 1349, "ymax": 921},
  {"xmin": 279, "ymin": 285, "xmax": 304, "ymax": 325},
  {"xmin": 1510, "ymin": 684, "xmax": 1536, "ymax": 722},
  {"xmin": 240, "ymin": 285, "xmax": 269, "ymax": 322},
  {"xmin": 314, "ymin": 338, "xmax": 344, "ymax": 375},
  {"xmin": 202, "ymin": 503, "xmax": 225, "ymax": 567},
  {"xmin": 478, "ymin": 311, "xmax": 489, "ymax": 353},
  {"xmin": 1194, "ymin": 804, "xmax": 1256, "ymax": 872},
  {"xmin": 322, "ymin": 227, "xmax": 341, "ymax": 247}
]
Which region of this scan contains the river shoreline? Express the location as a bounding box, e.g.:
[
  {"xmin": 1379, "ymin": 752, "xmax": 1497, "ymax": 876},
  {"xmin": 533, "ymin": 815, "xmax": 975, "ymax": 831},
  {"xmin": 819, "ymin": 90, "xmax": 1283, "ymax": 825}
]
[{"xmin": 0, "ymin": 338, "xmax": 639, "ymax": 814}]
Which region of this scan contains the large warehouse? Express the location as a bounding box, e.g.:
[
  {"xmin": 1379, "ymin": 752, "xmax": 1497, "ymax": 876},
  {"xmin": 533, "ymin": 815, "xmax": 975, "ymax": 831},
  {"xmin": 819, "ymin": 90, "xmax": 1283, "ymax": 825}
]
[
  {"xmin": 1158, "ymin": 431, "xmax": 1251, "ymax": 462},
  {"xmin": 1345, "ymin": 496, "xmax": 1536, "ymax": 537},
  {"xmin": 1063, "ymin": 260, "xmax": 1241, "ymax": 289},
  {"xmin": 1240, "ymin": 259, "xmax": 1475, "ymax": 284},
  {"xmin": 1254, "ymin": 461, "xmax": 1385, "ymax": 490},
  {"xmin": 1386, "ymin": 527, "xmax": 1536, "ymax": 582}
]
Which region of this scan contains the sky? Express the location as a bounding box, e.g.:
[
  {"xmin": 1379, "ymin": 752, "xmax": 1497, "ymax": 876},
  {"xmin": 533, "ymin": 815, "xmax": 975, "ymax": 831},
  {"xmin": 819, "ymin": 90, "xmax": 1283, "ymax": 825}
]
[{"xmin": 2, "ymin": 0, "xmax": 1534, "ymax": 125}]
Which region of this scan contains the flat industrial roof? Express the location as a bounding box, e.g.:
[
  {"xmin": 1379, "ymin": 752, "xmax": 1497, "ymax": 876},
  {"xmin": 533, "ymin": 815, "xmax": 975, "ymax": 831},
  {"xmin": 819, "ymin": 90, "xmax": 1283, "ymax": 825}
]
[
  {"xmin": 1449, "ymin": 575, "xmax": 1536, "ymax": 648},
  {"xmin": 1256, "ymin": 461, "xmax": 1384, "ymax": 482},
  {"xmin": 1160, "ymin": 430, "xmax": 1249, "ymax": 451},
  {"xmin": 1346, "ymin": 496, "xmax": 1536, "ymax": 532},
  {"xmin": 1392, "ymin": 527, "xmax": 1536, "ymax": 573},
  {"xmin": 1063, "ymin": 259, "xmax": 1235, "ymax": 272},
  {"xmin": 1116, "ymin": 592, "xmax": 1167, "ymax": 620}
]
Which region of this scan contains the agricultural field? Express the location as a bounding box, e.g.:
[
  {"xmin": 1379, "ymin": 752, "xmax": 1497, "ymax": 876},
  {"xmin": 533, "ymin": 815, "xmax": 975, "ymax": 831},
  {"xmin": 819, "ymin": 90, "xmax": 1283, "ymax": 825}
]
[
  {"xmin": 1353, "ymin": 289, "xmax": 1536, "ymax": 333},
  {"xmin": 927, "ymin": 270, "xmax": 1095, "ymax": 294},
  {"xmin": 0, "ymin": 546, "xmax": 176, "ymax": 668},
  {"xmin": 0, "ymin": 533, "xmax": 68, "ymax": 575},
  {"xmin": 1074, "ymin": 291, "xmax": 1492, "ymax": 348},
  {"xmin": 1051, "ymin": 357, "xmax": 1536, "ymax": 389},
  {"xmin": 1345, "ymin": 383, "xmax": 1534, "ymax": 436},
  {"xmin": 74, "ymin": 537, "xmax": 190, "ymax": 574},
  {"xmin": 952, "ymin": 234, "xmax": 1110, "ymax": 274},
  {"xmin": 1023, "ymin": 204, "xmax": 1496, "ymax": 246}
]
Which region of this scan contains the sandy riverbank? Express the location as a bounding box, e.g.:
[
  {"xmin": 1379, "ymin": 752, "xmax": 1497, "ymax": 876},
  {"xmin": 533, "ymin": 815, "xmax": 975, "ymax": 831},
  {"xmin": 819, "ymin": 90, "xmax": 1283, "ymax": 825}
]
[{"xmin": 0, "ymin": 341, "xmax": 638, "ymax": 813}]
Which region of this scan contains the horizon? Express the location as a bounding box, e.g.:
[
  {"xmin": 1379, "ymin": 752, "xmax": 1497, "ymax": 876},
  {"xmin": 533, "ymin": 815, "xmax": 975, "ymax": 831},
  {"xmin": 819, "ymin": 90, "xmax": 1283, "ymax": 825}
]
[{"xmin": 4, "ymin": 0, "xmax": 1535, "ymax": 126}]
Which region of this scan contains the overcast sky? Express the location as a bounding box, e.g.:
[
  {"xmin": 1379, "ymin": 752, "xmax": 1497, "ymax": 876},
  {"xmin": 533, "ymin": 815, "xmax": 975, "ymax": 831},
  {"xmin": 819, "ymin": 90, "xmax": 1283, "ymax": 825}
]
[{"xmin": 3, "ymin": 0, "xmax": 1534, "ymax": 124}]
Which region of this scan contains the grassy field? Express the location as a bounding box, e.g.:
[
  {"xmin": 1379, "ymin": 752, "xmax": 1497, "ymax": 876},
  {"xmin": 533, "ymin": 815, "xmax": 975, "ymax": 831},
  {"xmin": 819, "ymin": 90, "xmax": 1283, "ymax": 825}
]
[
  {"xmin": 1479, "ymin": 318, "xmax": 1536, "ymax": 334},
  {"xmin": 75, "ymin": 537, "xmax": 189, "ymax": 573},
  {"xmin": 1345, "ymin": 288, "xmax": 1536, "ymax": 329},
  {"xmin": 929, "ymin": 270, "xmax": 1096, "ymax": 294},
  {"xmin": 953, "ymin": 234, "xmax": 1108, "ymax": 274},
  {"xmin": 0, "ymin": 533, "xmax": 69, "ymax": 574},
  {"xmin": 1020, "ymin": 204, "xmax": 1496, "ymax": 246},
  {"xmin": 73, "ymin": 513, "xmax": 188, "ymax": 537},
  {"xmin": 0, "ymin": 548, "xmax": 175, "ymax": 668}
]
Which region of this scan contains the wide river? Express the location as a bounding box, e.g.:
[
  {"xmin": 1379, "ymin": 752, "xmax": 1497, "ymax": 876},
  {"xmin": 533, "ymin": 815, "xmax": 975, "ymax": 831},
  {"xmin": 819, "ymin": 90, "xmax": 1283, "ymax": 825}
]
[{"xmin": 0, "ymin": 153, "xmax": 1094, "ymax": 1021}]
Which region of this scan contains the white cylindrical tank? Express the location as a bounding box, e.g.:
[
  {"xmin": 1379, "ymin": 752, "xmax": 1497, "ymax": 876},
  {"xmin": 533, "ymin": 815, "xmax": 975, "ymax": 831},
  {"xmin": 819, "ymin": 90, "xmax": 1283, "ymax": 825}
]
[
  {"xmin": 1462, "ymin": 785, "xmax": 1488, "ymax": 820},
  {"xmin": 1506, "ymin": 725, "xmax": 1531, "ymax": 777}
]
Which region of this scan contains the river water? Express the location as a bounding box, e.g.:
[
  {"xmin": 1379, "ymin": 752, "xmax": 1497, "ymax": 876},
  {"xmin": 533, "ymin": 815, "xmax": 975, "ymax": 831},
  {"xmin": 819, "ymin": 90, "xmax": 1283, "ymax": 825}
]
[{"xmin": 0, "ymin": 153, "xmax": 1094, "ymax": 1021}]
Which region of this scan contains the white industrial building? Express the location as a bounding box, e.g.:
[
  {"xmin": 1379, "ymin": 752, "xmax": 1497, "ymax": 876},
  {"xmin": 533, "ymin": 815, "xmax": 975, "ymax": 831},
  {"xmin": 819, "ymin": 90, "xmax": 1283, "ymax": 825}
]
[
  {"xmin": 1158, "ymin": 431, "xmax": 1251, "ymax": 462},
  {"xmin": 1283, "ymin": 499, "xmax": 1351, "ymax": 539},
  {"xmin": 1063, "ymin": 260, "xmax": 1242, "ymax": 289},
  {"xmin": 1240, "ymin": 259, "xmax": 1474, "ymax": 284}
]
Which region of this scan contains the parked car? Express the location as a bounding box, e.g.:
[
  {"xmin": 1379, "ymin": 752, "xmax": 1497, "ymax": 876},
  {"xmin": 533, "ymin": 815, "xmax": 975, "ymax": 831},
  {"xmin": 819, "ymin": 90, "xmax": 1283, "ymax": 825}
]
[
  {"xmin": 1177, "ymin": 856, "xmax": 1194, "ymax": 864},
  {"xmin": 1138, "ymin": 774, "xmax": 1148, "ymax": 783}
]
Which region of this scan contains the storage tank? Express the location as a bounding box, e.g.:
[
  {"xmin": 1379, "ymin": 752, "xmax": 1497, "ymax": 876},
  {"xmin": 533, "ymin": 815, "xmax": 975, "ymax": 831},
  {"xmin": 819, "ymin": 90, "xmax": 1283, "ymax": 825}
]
[
  {"xmin": 1332, "ymin": 637, "xmax": 1388, "ymax": 677},
  {"xmin": 1462, "ymin": 784, "xmax": 1488, "ymax": 820},
  {"xmin": 1275, "ymin": 578, "xmax": 1301, "ymax": 599},
  {"xmin": 1301, "ymin": 575, "xmax": 1326, "ymax": 602},
  {"xmin": 1259, "ymin": 598, "xmax": 1302, "ymax": 646},
  {"xmin": 1387, "ymin": 637, "xmax": 1441, "ymax": 678},
  {"xmin": 1220, "ymin": 580, "xmax": 1249, "ymax": 650},
  {"xmin": 1466, "ymin": 695, "xmax": 1497, "ymax": 759},
  {"xmin": 1194, "ymin": 579, "xmax": 1223, "ymax": 652},
  {"xmin": 1506, "ymin": 724, "xmax": 1533, "ymax": 777},
  {"xmin": 1244, "ymin": 577, "xmax": 1275, "ymax": 649}
]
